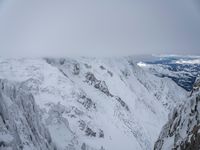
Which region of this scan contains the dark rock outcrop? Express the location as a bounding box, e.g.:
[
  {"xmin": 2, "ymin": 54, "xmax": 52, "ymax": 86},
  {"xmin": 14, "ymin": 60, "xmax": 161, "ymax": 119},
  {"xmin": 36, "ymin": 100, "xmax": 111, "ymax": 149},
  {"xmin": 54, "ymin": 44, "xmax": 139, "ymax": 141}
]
[
  {"xmin": 154, "ymin": 93, "xmax": 200, "ymax": 150},
  {"xmin": 85, "ymin": 72, "xmax": 112, "ymax": 97},
  {"xmin": 85, "ymin": 72, "xmax": 129, "ymax": 111}
]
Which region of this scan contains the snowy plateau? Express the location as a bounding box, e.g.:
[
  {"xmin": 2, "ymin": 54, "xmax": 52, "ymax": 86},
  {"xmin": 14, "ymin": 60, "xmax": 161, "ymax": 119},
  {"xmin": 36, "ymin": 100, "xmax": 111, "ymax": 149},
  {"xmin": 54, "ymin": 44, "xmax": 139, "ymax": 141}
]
[{"xmin": 0, "ymin": 57, "xmax": 190, "ymax": 150}]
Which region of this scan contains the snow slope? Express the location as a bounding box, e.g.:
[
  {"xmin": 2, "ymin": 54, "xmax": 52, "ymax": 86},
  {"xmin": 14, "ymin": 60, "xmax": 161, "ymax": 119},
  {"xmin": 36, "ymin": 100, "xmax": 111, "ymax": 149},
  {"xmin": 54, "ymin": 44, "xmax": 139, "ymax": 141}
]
[{"xmin": 0, "ymin": 57, "xmax": 187, "ymax": 150}]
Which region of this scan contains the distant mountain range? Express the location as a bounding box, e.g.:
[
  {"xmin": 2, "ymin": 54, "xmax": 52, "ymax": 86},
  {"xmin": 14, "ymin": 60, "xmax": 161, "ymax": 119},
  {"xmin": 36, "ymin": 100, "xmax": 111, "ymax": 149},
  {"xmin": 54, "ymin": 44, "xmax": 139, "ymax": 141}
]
[{"xmin": 137, "ymin": 55, "xmax": 200, "ymax": 91}]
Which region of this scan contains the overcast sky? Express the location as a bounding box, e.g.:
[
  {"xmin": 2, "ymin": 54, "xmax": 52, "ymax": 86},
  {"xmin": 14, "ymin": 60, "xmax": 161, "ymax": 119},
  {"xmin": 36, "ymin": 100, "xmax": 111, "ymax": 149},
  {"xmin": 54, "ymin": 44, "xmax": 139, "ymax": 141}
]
[{"xmin": 0, "ymin": 0, "xmax": 200, "ymax": 57}]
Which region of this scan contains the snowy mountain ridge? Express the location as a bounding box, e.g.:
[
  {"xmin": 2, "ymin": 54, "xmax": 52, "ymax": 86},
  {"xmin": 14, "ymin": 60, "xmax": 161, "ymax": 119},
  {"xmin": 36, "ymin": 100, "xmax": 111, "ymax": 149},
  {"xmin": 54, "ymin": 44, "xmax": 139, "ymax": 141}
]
[{"xmin": 0, "ymin": 57, "xmax": 187, "ymax": 150}]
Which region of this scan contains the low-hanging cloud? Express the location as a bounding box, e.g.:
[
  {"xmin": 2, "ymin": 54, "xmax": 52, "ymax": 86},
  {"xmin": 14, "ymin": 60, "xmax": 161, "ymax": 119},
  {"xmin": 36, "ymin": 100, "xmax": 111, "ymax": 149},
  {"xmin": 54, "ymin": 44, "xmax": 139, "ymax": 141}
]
[{"xmin": 0, "ymin": 0, "xmax": 200, "ymax": 57}]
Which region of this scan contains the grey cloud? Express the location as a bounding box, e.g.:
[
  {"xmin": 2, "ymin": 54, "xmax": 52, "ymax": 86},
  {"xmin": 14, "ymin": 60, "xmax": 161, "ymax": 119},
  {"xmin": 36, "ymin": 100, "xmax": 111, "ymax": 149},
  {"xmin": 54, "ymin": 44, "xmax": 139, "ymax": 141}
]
[{"xmin": 0, "ymin": 0, "xmax": 200, "ymax": 57}]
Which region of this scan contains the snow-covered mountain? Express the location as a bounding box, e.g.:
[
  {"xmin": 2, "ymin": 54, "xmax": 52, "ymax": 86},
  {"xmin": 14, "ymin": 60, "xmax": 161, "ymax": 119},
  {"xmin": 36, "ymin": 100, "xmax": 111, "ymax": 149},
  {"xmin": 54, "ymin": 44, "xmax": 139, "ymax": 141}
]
[
  {"xmin": 0, "ymin": 57, "xmax": 187, "ymax": 150},
  {"xmin": 154, "ymin": 78, "xmax": 200, "ymax": 150}
]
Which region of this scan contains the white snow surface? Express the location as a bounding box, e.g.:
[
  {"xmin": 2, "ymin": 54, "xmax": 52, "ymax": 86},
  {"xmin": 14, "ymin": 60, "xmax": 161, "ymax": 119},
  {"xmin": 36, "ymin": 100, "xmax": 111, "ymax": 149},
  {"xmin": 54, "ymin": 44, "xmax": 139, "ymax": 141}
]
[{"xmin": 0, "ymin": 57, "xmax": 187, "ymax": 150}]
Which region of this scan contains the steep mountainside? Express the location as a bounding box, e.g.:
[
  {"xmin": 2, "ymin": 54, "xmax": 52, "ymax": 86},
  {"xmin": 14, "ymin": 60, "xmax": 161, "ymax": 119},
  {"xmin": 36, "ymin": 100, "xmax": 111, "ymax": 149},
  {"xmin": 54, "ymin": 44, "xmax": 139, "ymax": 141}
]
[
  {"xmin": 0, "ymin": 57, "xmax": 187, "ymax": 150},
  {"xmin": 0, "ymin": 79, "xmax": 56, "ymax": 150},
  {"xmin": 154, "ymin": 81, "xmax": 200, "ymax": 150}
]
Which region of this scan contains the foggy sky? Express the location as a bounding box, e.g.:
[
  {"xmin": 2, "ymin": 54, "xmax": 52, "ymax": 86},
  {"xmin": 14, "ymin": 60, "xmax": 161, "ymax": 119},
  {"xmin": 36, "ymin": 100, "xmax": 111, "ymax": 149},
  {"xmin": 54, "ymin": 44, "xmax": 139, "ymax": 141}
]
[{"xmin": 0, "ymin": 0, "xmax": 200, "ymax": 57}]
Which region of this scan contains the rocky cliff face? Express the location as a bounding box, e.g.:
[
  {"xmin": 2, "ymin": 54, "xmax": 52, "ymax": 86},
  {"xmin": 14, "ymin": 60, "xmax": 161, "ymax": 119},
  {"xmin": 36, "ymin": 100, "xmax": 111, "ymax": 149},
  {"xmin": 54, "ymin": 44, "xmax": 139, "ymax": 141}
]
[
  {"xmin": 0, "ymin": 79, "xmax": 56, "ymax": 150},
  {"xmin": 154, "ymin": 83, "xmax": 200, "ymax": 150}
]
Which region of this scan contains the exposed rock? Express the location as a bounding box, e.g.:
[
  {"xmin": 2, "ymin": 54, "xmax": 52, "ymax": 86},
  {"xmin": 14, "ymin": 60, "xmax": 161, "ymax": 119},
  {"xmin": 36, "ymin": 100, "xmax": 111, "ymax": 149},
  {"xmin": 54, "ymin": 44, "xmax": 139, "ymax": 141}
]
[
  {"xmin": 99, "ymin": 65, "xmax": 106, "ymax": 70},
  {"xmin": 59, "ymin": 58, "xmax": 65, "ymax": 65},
  {"xmin": 115, "ymin": 96, "xmax": 129, "ymax": 111},
  {"xmin": 85, "ymin": 127, "xmax": 96, "ymax": 137},
  {"xmin": 81, "ymin": 143, "xmax": 86, "ymax": 150},
  {"xmin": 99, "ymin": 129, "xmax": 104, "ymax": 138},
  {"xmin": 107, "ymin": 70, "xmax": 113, "ymax": 77},
  {"xmin": 73, "ymin": 63, "xmax": 80, "ymax": 75},
  {"xmin": 85, "ymin": 72, "xmax": 112, "ymax": 97},
  {"xmin": 154, "ymin": 92, "xmax": 200, "ymax": 150},
  {"xmin": 77, "ymin": 94, "xmax": 96, "ymax": 110},
  {"xmin": 121, "ymin": 69, "xmax": 130, "ymax": 78},
  {"xmin": 85, "ymin": 72, "xmax": 129, "ymax": 111}
]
